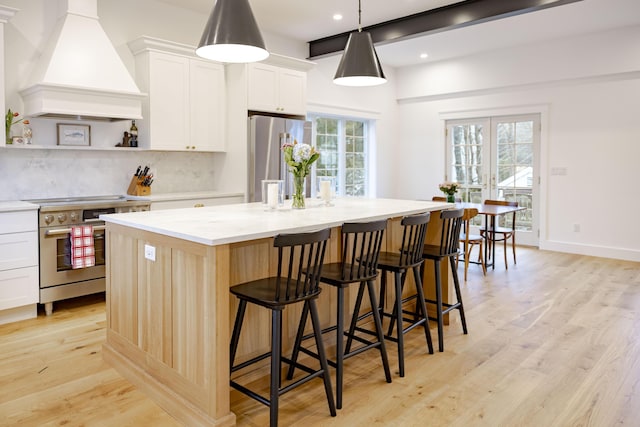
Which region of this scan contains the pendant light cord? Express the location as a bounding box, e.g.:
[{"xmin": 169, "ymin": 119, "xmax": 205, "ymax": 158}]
[{"xmin": 358, "ymin": 0, "xmax": 362, "ymax": 32}]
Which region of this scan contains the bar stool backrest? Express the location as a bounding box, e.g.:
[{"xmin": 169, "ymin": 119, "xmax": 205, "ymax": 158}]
[
  {"xmin": 340, "ymin": 219, "xmax": 387, "ymax": 281},
  {"xmin": 437, "ymin": 208, "xmax": 464, "ymax": 256},
  {"xmin": 397, "ymin": 212, "xmax": 431, "ymax": 268},
  {"xmin": 274, "ymin": 228, "xmax": 331, "ymax": 302}
]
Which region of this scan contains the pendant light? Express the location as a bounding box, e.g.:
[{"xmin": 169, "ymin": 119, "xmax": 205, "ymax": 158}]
[
  {"xmin": 334, "ymin": 0, "xmax": 386, "ymax": 86},
  {"xmin": 196, "ymin": 0, "xmax": 269, "ymax": 63}
]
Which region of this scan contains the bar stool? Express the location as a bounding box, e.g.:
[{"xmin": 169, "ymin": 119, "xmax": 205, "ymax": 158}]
[
  {"xmin": 422, "ymin": 208, "xmax": 467, "ymax": 352},
  {"xmin": 229, "ymin": 228, "xmax": 336, "ymax": 427},
  {"xmin": 287, "ymin": 219, "xmax": 391, "ymax": 409},
  {"xmin": 356, "ymin": 212, "xmax": 433, "ymax": 378}
]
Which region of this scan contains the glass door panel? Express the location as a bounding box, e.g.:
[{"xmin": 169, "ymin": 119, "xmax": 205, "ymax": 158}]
[{"xmin": 446, "ymin": 114, "xmax": 539, "ymax": 246}]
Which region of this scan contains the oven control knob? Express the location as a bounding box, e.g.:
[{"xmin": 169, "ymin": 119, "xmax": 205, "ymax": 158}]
[
  {"xmin": 69, "ymin": 212, "xmax": 78, "ymax": 222},
  {"xmin": 44, "ymin": 214, "xmax": 54, "ymax": 225},
  {"xmin": 57, "ymin": 213, "xmax": 67, "ymax": 223}
]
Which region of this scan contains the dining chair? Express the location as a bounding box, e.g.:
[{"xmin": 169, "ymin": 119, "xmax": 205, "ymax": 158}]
[
  {"xmin": 229, "ymin": 228, "xmax": 336, "ymax": 427},
  {"xmin": 432, "ymin": 196, "xmax": 462, "ymax": 202},
  {"xmin": 481, "ymin": 199, "xmax": 518, "ymax": 269},
  {"xmin": 287, "ymin": 219, "xmax": 391, "ymax": 410},
  {"xmin": 458, "ymin": 208, "xmax": 486, "ymax": 281}
]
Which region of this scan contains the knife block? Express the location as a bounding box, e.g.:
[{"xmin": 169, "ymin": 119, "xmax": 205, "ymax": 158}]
[{"xmin": 126, "ymin": 175, "xmax": 151, "ymax": 196}]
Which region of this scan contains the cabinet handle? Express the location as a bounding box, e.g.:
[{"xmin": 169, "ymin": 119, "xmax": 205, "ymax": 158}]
[
  {"xmin": 194, "ymin": 203, "xmax": 205, "ymax": 208},
  {"xmin": 185, "ymin": 146, "xmax": 197, "ymax": 150}
]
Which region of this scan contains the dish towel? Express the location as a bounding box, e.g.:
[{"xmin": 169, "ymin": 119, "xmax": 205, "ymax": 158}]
[{"xmin": 70, "ymin": 225, "xmax": 95, "ymax": 269}]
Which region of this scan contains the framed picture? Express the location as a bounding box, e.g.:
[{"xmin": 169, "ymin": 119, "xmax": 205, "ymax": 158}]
[{"xmin": 57, "ymin": 123, "xmax": 91, "ymax": 146}]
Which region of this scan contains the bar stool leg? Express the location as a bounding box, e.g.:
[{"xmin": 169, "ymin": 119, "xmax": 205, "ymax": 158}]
[
  {"xmin": 449, "ymin": 256, "xmax": 468, "ymax": 334},
  {"xmin": 393, "ymin": 271, "xmax": 406, "ymax": 377},
  {"xmin": 309, "ymin": 299, "xmax": 337, "ymax": 417},
  {"xmin": 286, "ymin": 302, "xmax": 310, "ymax": 380},
  {"xmin": 366, "ymin": 279, "xmax": 392, "ymax": 383},
  {"xmin": 412, "ymin": 265, "xmax": 434, "ymax": 354},
  {"xmin": 335, "ymin": 287, "xmax": 345, "ymax": 409},
  {"xmin": 270, "ymin": 309, "xmax": 282, "ymax": 426},
  {"xmin": 230, "ymin": 300, "xmax": 247, "ymax": 368},
  {"xmin": 345, "ymin": 282, "xmax": 366, "ymax": 355},
  {"xmin": 433, "ymin": 259, "xmax": 444, "ymax": 352}
]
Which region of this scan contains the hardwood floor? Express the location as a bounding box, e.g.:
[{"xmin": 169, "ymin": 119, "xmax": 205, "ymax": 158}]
[{"xmin": 1, "ymin": 247, "xmax": 639, "ymax": 426}]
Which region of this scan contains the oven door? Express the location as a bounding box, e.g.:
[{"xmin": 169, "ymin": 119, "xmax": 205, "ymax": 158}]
[{"xmin": 39, "ymin": 223, "xmax": 106, "ymax": 288}]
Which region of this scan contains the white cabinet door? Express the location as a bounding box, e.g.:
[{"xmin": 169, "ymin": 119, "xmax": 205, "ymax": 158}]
[
  {"xmin": 0, "ymin": 266, "xmax": 39, "ymax": 310},
  {"xmin": 248, "ymin": 63, "xmax": 306, "ymax": 116},
  {"xmin": 248, "ymin": 63, "xmax": 279, "ymax": 112},
  {"xmin": 278, "ymin": 68, "xmax": 306, "ymax": 115},
  {"xmin": 135, "ymin": 47, "xmax": 226, "ymax": 152},
  {"xmin": 0, "ymin": 231, "xmax": 38, "ymax": 271},
  {"xmin": 147, "ymin": 52, "xmax": 190, "ymax": 150},
  {"xmin": 190, "ymin": 60, "xmax": 226, "ymax": 152}
]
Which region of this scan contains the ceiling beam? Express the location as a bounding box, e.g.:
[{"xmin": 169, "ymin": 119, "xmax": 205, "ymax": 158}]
[{"xmin": 308, "ymin": 0, "xmax": 582, "ymax": 59}]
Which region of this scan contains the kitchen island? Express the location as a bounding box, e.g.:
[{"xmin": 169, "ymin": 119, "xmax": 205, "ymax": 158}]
[{"xmin": 101, "ymin": 198, "xmax": 451, "ymax": 426}]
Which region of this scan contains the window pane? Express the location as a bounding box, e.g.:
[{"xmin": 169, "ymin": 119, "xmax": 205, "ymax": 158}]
[{"xmin": 313, "ymin": 116, "xmax": 369, "ymax": 197}]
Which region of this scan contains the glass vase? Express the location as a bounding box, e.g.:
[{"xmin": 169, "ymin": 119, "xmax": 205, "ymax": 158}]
[
  {"xmin": 292, "ymin": 174, "xmax": 306, "ymax": 209},
  {"xmin": 446, "ymin": 193, "xmax": 456, "ymax": 203}
]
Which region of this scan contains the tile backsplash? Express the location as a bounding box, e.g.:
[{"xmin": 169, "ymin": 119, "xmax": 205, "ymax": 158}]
[{"xmin": 0, "ymin": 148, "xmax": 219, "ymax": 201}]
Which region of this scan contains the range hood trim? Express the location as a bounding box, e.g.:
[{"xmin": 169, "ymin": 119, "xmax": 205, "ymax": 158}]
[{"xmin": 20, "ymin": 83, "xmax": 146, "ymax": 121}]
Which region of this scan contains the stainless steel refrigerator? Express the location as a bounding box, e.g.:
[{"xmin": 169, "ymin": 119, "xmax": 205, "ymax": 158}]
[{"xmin": 248, "ymin": 114, "xmax": 312, "ymax": 202}]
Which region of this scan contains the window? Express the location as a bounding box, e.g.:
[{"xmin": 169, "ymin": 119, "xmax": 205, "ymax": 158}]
[{"xmin": 311, "ymin": 115, "xmax": 370, "ymax": 197}]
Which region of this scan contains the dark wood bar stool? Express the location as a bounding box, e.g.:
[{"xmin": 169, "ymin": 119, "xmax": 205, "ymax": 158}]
[
  {"xmin": 287, "ymin": 219, "xmax": 391, "ymax": 409},
  {"xmin": 229, "ymin": 228, "xmax": 336, "ymax": 427},
  {"xmin": 356, "ymin": 212, "xmax": 433, "ymax": 378},
  {"xmin": 422, "ymin": 208, "xmax": 467, "ymax": 352}
]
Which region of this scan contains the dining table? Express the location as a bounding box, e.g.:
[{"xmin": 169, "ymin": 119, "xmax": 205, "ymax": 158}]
[{"xmin": 454, "ymin": 202, "xmax": 526, "ymax": 270}]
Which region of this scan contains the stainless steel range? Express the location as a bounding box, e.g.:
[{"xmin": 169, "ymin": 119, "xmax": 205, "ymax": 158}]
[{"xmin": 27, "ymin": 196, "xmax": 150, "ymax": 315}]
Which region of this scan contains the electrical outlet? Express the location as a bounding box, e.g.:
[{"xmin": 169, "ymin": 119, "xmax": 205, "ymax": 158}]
[
  {"xmin": 144, "ymin": 244, "xmax": 156, "ymax": 261},
  {"xmin": 573, "ymin": 223, "xmax": 580, "ymax": 232}
]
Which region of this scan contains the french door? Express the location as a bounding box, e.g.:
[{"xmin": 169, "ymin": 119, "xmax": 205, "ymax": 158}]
[{"xmin": 445, "ymin": 114, "xmax": 539, "ymax": 246}]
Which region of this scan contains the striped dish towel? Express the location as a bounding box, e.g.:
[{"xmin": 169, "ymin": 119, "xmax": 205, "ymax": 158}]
[{"xmin": 70, "ymin": 225, "xmax": 95, "ymax": 269}]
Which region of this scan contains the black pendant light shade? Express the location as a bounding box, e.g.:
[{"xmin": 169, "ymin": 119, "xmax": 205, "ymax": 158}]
[
  {"xmin": 334, "ymin": 30, "xmax": 386, "ymax": 86},
  {"xmin": 334, "ymin": 0, "xmax": 386, "ymax": 86},
  {"xmin": 196, "ymin": 0, "xmax": 269, "ymax": 63}
]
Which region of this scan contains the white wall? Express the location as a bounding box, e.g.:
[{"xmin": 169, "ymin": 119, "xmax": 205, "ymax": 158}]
[{"xmin": 394, "ymin": 25, "xmax": 640, "ymax": 261}]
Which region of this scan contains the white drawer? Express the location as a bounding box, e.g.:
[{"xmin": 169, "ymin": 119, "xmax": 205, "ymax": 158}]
[
  {"xmin": 0, "ymin": 266, "xmax": 39, "ymax": 310},
  {"xmin": 0, "ymin": 210, "xmax": 38, "ymax": 234},
  {"xmin": 0, "ymin": 231, "xmax": 39, "ymax": 271}
]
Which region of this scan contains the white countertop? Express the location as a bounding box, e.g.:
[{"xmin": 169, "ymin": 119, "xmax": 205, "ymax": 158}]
[
  {"xmin": 102, "ymin": 198, "xmax": 450, "ymax": 246},
  {"xmin": 0, "ymin": 200, "xmax": 40, "ymax": 213}
]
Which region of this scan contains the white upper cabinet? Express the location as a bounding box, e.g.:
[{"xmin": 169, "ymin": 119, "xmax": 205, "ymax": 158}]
[
  {"xmin": 129, "ymin": 37, "xmax": 226, "ymax": 152},
  {"xmin": 248, "ymin": 63, "xmax": 307, "ymax": 116}
]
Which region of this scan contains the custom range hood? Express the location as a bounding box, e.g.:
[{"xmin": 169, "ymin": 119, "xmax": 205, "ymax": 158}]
[{"xmin": 19, "ymin": 0, "xmax": 144, "ymax": 121}]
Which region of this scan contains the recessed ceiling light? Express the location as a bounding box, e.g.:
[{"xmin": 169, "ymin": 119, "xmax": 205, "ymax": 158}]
[
  {"xmin": 420, "ymin": 53, "xmax": 429, "ymax": 59},
  {"xmin": 333, "ymin": 13, "xmax": 343, "ymax": 21}
]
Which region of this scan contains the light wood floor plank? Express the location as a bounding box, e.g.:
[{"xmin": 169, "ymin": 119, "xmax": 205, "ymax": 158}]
[{"xmin": 0, "ymin": 247, "xmax": 638, "ymax": 426}]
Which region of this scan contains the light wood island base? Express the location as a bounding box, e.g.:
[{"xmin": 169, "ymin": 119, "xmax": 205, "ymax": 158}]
[{"xmin": 102, "ymin": 199, "xmax": 452, "ymax": 426}]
